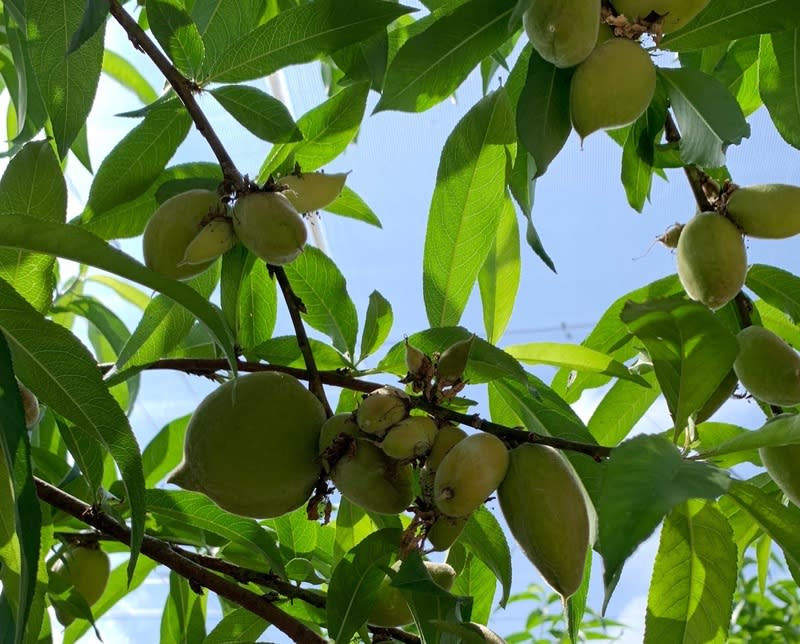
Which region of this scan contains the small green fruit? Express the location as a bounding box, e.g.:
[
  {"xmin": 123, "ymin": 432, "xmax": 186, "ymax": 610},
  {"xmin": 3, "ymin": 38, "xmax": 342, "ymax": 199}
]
[
  {"xmin": 434, "ymin": 433, "xmax": 509, "ymax": 517},
  {"xmin": 676, "ymin": 212, "xmax": 747, "ymax": 310},
  {"xmin": 523, "ymin": 0, "xmax": 600, "ymax": 68},
  {"xmin": 279, "ymin": 172, "xmax": 348, "ymax": 213},
  {"xmin": 612, "ymin": 0, "xmax": 710, "ymax": 32},
  {"xmin": 437, "ymin": 334, "xmax": 475, "ymax": 387},
  {"xmin": 51, "ymin": 546, "xmax": 110, "ymax": 625},
  {"xmin": 143, "ymin": 189, "xmax": 221, "ymax": 280},
  {"xmin": 760, "ymin": 441, "xmax": 800, "ymax": 507},
  {"xmin": 427, "ymin": 514, "xmax": 469, "ymax": 551},
  {"xmin": 233, "ymin": 191, "xmax": 307, "ymax": 265},
  {"xmin": 427, "ymin": 424, "xmax": 468, "ymax": 471},
  {"xmin": 368, "ymin": 560, "xmax": 456, "ymax": 627},
  {"xmin": 180, "ymin": 218, "xmax": 237, "ymax": 266},
  {"xmin": 356, "ymin": 386, "xmax": 410, "ymax": 438},
  {"xmin": 570, "ymin": 38, "xmax": 656, "ymax": 140},
  {"xmin": 498, "ymin": 445, "xmax": 595, "ymax": 600},
  {"xmin": 168, "ymin": 372, "xmax": 326, "ymax": 518},
  {"xmin": 381, "ymin": 415, "xmax": 437, "ymax": 460},
  {"xmin": 734, "ymin": 326, "xmax": 800, "ymax": 406},
  {"xmin": 726, "ymin": 184, "xmax": 800, "ymax": 239},
  {"xmin": 331, "ymin": 439, "xmax": 414, "ymax": 514}
]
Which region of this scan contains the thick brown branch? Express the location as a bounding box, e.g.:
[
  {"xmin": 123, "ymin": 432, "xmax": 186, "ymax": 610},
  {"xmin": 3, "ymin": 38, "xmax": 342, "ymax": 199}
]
[
  {"xmin": 36, "ymin": 478, "xmax": 325, "ymax": 644},
  {"xmin": 106, "ymin": 0, "xmax": 243, "ymax": 188}
]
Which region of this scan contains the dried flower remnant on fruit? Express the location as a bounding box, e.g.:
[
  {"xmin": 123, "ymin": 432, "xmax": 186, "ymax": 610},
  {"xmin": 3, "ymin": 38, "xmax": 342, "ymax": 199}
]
[
  {"xmin": 356, "ymin": 386, "xmax": 410, "ymax": 438},
  {"xmin": 611, "ymin": 0, "xmax": 710, "ymax": 34},
  {"xmin": 658, "ymin": 223, "xmax": 684, "ymax": 248},
  {"xmin": 402, "ymin": 337, "xmax": 434, "ymax": 395},
  {"xmin": 17, "ymin": 381, "xmax": 39, "ymax": 428},
  {"xmin": 436, "ymin": 334, "xmax": 475, "ymax": 398}
]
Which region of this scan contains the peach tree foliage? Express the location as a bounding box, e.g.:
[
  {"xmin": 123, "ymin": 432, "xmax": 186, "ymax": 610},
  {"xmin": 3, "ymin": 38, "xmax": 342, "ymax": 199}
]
[{"xmin": 1, "ymin": 0, "xmax": 800, "ymax": 642}]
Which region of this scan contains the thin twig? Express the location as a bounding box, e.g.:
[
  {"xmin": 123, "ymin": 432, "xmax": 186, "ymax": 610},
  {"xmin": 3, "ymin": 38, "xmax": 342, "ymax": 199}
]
[{"xmin": 36, "ymin": 478, "xmax": 326, "ymax": 644}]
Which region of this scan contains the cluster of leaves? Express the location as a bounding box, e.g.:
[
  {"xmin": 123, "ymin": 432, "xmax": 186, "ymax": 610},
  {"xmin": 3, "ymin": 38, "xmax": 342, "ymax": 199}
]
[{"xmin": 0, "ymin": 0, "xmax": 800, "ymax": 643}]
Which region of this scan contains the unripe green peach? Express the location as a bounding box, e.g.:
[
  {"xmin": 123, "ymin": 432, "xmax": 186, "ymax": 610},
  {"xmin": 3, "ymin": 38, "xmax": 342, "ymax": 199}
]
[
  {"xmin": 676, "ymin": 212, "xmax": 747, "ymax": 310},
  {"xmin": 142, "ymin": 189, "xmax": 221, "ymax": 280},
  {"xmin": 318, "ymin": 412, "xmax": 359, "ymax": 472},
  {"xmin": 427, "ymin": 514, "xmax": 469, "ymax": 551},
  {"xmin": 368, "ymin": 560, "xmax": 456, "ymax": 627},
  {"xmin": 434, "ymin": 433, "xmax": 509, "ymax": 518},
  {"xmin": 51, "ymin": 545, "xmax": 110, "ymax": 625},
  {"xmin": 498, "ymin": 444, "xmax": 595, "ymax": 600},
  {"xmin": 381, "ymin": 415, "xmax": 437, "ymax": 460},
  {"xmin": 612, "ymin": 0, "xmax": 710, "ymax": 32},
  {"xmin": 734, "ymin": 326, "xmax": 800, "ymax": 406},
  {"xmin": 570, "ymin": 38, "xmax": 656, "ymax": 140},
  {"xmin": 726, "ymin": 184, "xmax": 800, "ymax": 239},
  {"xmin": 168, "ymin": 372, "xmax": 326, "ymax": 518},
  {"xmin": 18, "ymin": 381, "xmax": 39, "ymax": 428},
  {"xmin": 180, "ymin": 218, "xmax": 236, "ymax": 266},
  {"xmin": 437, "ymin": 334, "xmax": 475, "ymax": 387},
  {"xmin": 760, "ymin": 441, "xmax": 800, "ymax": 507},
  {"xmin": 466, "ymin": 623, "xmax": 509, "ymax": 644},
  {"xmin": 356, "ymin": 386, "xmax": 410, "ymax": 438},
  {"xmin": 695, "ymin": 369, "xmax": 738, "ymax": 423},
  {"xmin": 523, "ymin": 0, "xmax": 600, "ymax": 68},
  {"xmin": 427, "ymin": 424, "xmax": 468, "ymax": 471},
  {"xmin": 233, "ymin": 191, "xmax": 307, "ymax": 265},
  {"xmin": 330, "ymin": 439, "xmax": 413, "ymax": 514},
  {"xmin": 279, "ymin": 172, "xmax": 348, "ymax": 213}
]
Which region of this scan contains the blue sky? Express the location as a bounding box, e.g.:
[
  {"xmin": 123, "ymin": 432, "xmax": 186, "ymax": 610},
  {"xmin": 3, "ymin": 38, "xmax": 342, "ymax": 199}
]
[{"xmin": 39, "ymin": 6, "xmax": 800, "ymax": 643}]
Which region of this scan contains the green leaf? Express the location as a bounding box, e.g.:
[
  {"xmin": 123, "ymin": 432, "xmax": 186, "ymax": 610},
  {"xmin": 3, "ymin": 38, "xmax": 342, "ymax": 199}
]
[
  {"xmin": 0, "ymin": 140, "xmax": 66, "ymax": 312},
  {"xmin": 460, "ymin": 506, "xmax": 512, "ymax": 608},
  {"xmin": 142, "ymin": 414, "xmax": 190, "ymax": 488},
  {"xmin": 0, "ymin": 214, "xmax": 237, "ymax": 374},
  {"xmin": 378, "ymin": 327, "xmax": 526, "ymax": 384},
  {"xmin": 272, "ymin": 506, "xmax": 319, "ymax": 555},
  {"xmin": 206, "ymin": 0, "xmax": 413, "ymax": 83},
  {"xmin": 192, "ymin": 0, "xmax": 262, "ymax": 78},
  {"xmin": 658, "ymin": 68, "xmax": 750, "ymax": 168},
  {"xmin": 68, "ymin": 0, "xmax": 108, "ymax": 54},
  {"xmin": 333, "ymin": 497, "xmax": 381, "ymax": 568},
  {"xmin": 86, "ymin": 274, "xmax": 151, "ymax": 311},
  {"xmin": 478, "ymin": 195, "xmax": 520, "ymax": 344},
  {"xmin": 81, "ymin": 101, "xmax": 193, "ymax": 221},
  {"xmin": 597, "ymin": 434, "xmax": 730, "ymax": 608},
  {"xmin": 209, "ymin": 85, "xmax": 302, "ymax": 142},
  {"xmin": 283, "ymin": 246, "xmax": 359, "ymax": 358},
  {"xmin": 587, "ymin": 371, "xmax": 660, "ymax": 446},
  {"xmin": 259, "ymin": 82, "xmax": 369, "ymax": 179},
  {"xmin": 4, "ymin": 17, "xmax": 49, "ymax": 147},
  {"xmin": 423, "ymin": 87, "xmax": 515, "ymax": 327},
  {"xmin": 116, "ymin": 263, "xmax": 221, "ymax": 370},
  {"xmin": 505, "ymin": 342, "xmax": 650, "ymax": 388},
  {"xmin": 145, "ymin": 489, "xmax": 285, "ymax": 575},
  {"xmin": 80, "ymin": 162, "xmax": 222, "ymax": 240},
  {"xmin": 26, "ymin": 0, "xmax": 106, "ymax": 158},
  {"xmin": 56, "ymin": 417, "xmax": 105, "ymax": 495},
  {"xmin": 253, "ymin": 336, "xmax": 348, "ymax": 370},
  {"xmin": 725, "ymin": 480, "xmax": 800, "ymax": 581},
  {"xmin": 746, "ymin": 264, "xmax": 800, "ymax": 323},
  {"xmin": 515, "ymin": 49, "xmax": 572, "ymax": 178},
  {"xmin": 324, "ymin": 186, "xmax": 382, "ymax": 227},
  {"xmin": 449, "ymin": 552, "xmax": 495, "ymax": 626},
  {"xmin": 327, "ymin": 527, "xmax": 401, "ymax": 644},
  {"xmin": 236, "ymin": 257, "xmax": 277, "ymax": 352},
  {"xmin": 620, "ymin": 297, "xmax": 739, "ymax": 439},
  {"xmin": 359, "ymin": 290, "xmax": 393, "ymax": 363},
  {"xmin": 759, "ymin": 31, "xmax": 800, "ymax": 150},
  {"xmin": 102, "ymin": 50, "xmax": 159, "ymax": 105},
  {"xmin": 0, "ymin": 334, "xmax": 41, "ymax": 644},
  {"xmin": 160, "ymin": 571, "xmax": 207, "ymax": 644},
  {"xmin": 201, "ymin": 606, "xmax": 267, "ymax": 644},
  {"xmin": 696, "ymin": 413, "xmax": 800, "ymax": 461},
  {"xmin": 376, "ymin": 0, "xmax": 516, "ymax": 113},
  {"xmin": 661, "ymin": 0, "xmax": 800, "ymax": 52},
  {"xmin": 644, "ymin": 500, "xmax": 737, "ymax": 644},
  {"xmin": 712, "ymin": 36, "xmax": 761, "ymax": 117},
  {"xmin": 148, "ymin": 0, "xmax": 205, "ymax": 78},
  {"xmin": 0, "ymin": 276, "xmax": 146, "ymax": 582}
]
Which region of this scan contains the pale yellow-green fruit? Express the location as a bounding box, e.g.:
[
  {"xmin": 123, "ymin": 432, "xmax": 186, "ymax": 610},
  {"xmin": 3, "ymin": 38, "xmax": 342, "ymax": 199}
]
[
  {"xmin": 570, "ymin": 38, "xmax": 656, "ymax": 140},
  {"xmin": 760, "ymin": 442, "xmax": 800, "ymax": 507},
  {"xmin": 437, "ymin": 334, "xmax": 475, "ymax": 386},
  {"xmin": 726, "ymin": 184, "xmax": 800, "ymax": 239},
  {"xmin": 612, "ymin": 0, "xmax": 710, "ymax": 32},
  {"xmin": 427, "ymin": 513, "xmax": 469, "ymax": 551},
  {"xmin": 466, "ymin": 623, "xmax": 509, "ymax": 644},
  {"xmin": 498, "ymin": 444, "xmax": 595, "ymax": 600},
  {"xmin": 142, "ymin": 189, "xmax": 221, "ymax": 280},
  {"xmin": 434, "ymin": 433, "xmax": 509, "ymax": 518},
  {"xmin": 676, "ymin": 212, "xmax": 747, "ymax": 310},
  {"xmin": 168, "ymin": 372, "xmax": 326, "ymax": 518},
  {"xmin": 180, "ymin": 218, "xmax": 237, "ymax": 266},
  {"xmin": 18, "ymin": 381, "xmax": 39, "ymax": 428},
  {"xmin": 368, "ymin": 560, "xmax": 456, "ymax": 627},
  {"xmin": 356, "ymin": 386, "xmax": 410, "ymax": 438},
  {"xmin": 318, "ymin": 412, "xmax": 359, "ymax": 472},
  {"xmin": 233, "ymin": 191, "xmax": 307, "ymax": 265},
  {"xmin": 279, "ymin": 172, "xmax": 348, "ymax": 213},
  {"xmin": 523, "ymin": 0, "xmax": 600, "ymax": 68},
  {"xmin": 381, "ymin": 415, "xmax": 438, "ymax": 460},
  {"xmin": 734, "ymin": 326, "xmax": 800, "ymax": 407},
  {"xmin": 330, "ymin": 438, "xmax": 414, "ymax": 514},
  {"xmin": 51, "ymin": 546, "xmax": 110, "ymax": 625},
  {"xmin": 420, "ymin": 424, "xmax": 467, "ymax": 504}
]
